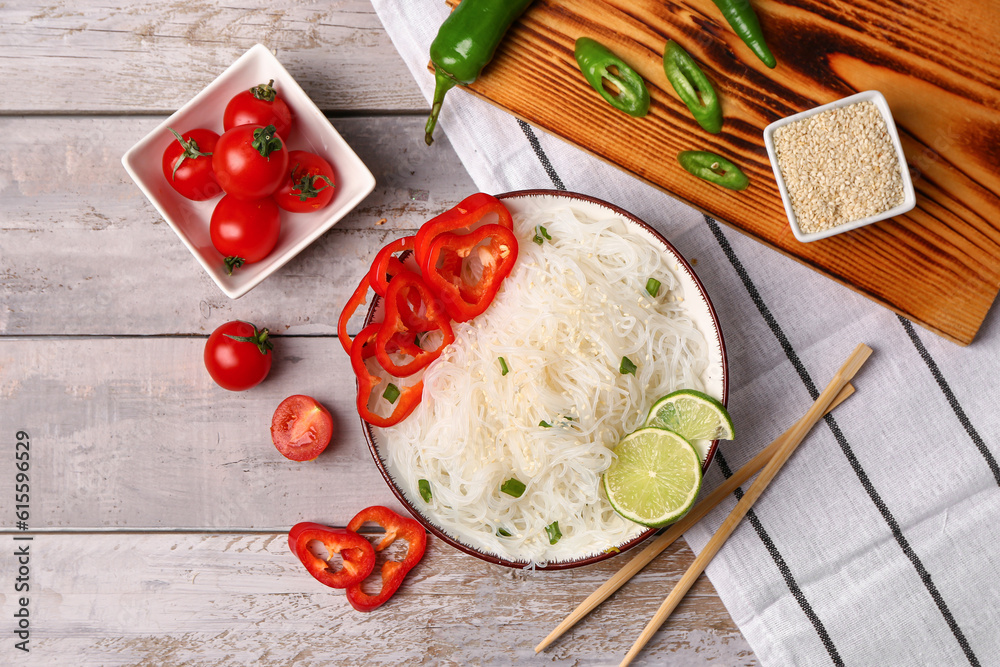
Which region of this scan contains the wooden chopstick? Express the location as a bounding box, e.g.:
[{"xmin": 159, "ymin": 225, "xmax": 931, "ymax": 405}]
[
  {"xmin": 534, "ymin": 382, "xmax": 856, "ymax": 654},
  {"xmin": 620, "ymin": 343, "xmax": 872, "ymax": 667}
]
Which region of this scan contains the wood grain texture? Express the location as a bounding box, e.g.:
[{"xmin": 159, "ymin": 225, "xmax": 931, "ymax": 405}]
[
  {"xmin": 0, "ymin": 532, "xmax": 758, "ymax": 666},
  {"xmin": 0, "ymin": 0, "xmax": 426, "ymax": 113},
  {"xmin": 446, "ymin": 0, "xmax": 1000, "ymax": 345},
  {"xmin": 0, "ymin": 115, "xmax": 475, "ymax": 335}
]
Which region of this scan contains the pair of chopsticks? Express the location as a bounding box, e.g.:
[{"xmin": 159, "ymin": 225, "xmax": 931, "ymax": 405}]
[{"xmin": 536, "ymin": 343, "xmax": 873, "ymax": 666}]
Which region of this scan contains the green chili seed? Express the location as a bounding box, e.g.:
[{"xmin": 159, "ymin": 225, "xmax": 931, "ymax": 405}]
[
  {"xmin": 418, "ymin": 479, "xmax": 432, "ymax": 503},
  {"xmin": 574, "ymin": 37, "xmax": 650, "ymax": 118},
  {"xmin": 383, "ymin": 383, "xmax": 401, "ymax": 404},
  {"xmin": 499, "ymin": 356, "xmax": 509, "ymax": 376},
  {"xmin": 501, "ymin": 478, "xmax": 526, "ymax": 498},
  {"xmin": 645, "ymin": 278, "xmax": 661, "ymax": 297},
  {"xmin": 663, "ymin": 41, "xmax": 723, "ymax": 134},
  {"xmin": 677, "ymin": 151, "xmax": 750, "ymax": 191},
  {"xmin": 545, "ymin": 521, "xmax": 562, "ymax": 545},
  {"xmin": 620, "ymin": 356, "xmax": 637, "ymax": 375}
]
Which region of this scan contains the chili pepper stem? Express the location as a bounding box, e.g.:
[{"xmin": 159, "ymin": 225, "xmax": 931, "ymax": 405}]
[{"xmin": 425, "ymin": 69, "xmax": 457, "ymax": 146}]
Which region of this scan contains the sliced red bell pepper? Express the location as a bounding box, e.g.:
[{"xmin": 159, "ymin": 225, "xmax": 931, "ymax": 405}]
[
  {"xmin": 288, "ymin": 521, "xmax": 376, "ymax": 589},
  {"xmin": 422, "ymin": 223, "xmax": 519, "ymax": 322},
  {"xmin": 367, "ymin": 235, "xmax": 415, "ymax": 297},
  {"xmin": 351, "ymin": 323, "xmax": 424, "ymax": 428},
  {"xmin": 413, "ymin": 193, "xmax": 514, "ymax": 270},
  {"xmin": 338, "ymin": 274, "xmax": 372, "ymax": 355},
  {"xmin": 345, "ymin": 505, "xmax": 427, "ymax": 612},
  {"xmin": 375, "ymin": 270, "xmax": 455, "ymax": 377}
]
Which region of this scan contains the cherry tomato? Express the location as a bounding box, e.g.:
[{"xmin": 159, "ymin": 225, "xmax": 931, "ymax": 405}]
[
  {"xmin": 212, "ymin": 124, "xmax": 290, "ymax": 200},
  {"xmin": 161, "ymin": 128, "xmax": 221, "ymax": 201},
  {"xmin": 204, "ymin": 321, "xmax": 273, "ymax": 391},
  {"xmin": 274, "ymin": 150, "xmax": 337, "ymax": 213},
  {"xmin": 224, "ymin": 80, "xmax": 293, "ymax": 139},
  {"xmin": 210, "ymin": 195, "xmax": 281, "ymax": 274},
  {"xmin": 271, "ymin": 395, "xmax": 334, "ymax": 461}
]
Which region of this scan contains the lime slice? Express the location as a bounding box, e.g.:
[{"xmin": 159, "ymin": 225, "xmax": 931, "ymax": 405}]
[
  {"xmin": 603, "ymin": 427, "xmax": 702, "ymax": 527},
  {"xmin": 644, "ymin": 389, "xmax": 734, "ymax": 441}
]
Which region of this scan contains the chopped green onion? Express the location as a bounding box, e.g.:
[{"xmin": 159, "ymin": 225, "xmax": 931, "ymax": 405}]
[
  {"xmin": 545, "ymin": 521, "xmax": 562, "ymax": 545},
  {"xmin": 500, "ymin": 478, "xmax": 526, "ymax": 498},
  {"xmin": 620, "ymin": 356, "xmax": 637, "ymax": 375},
  {"xmin": 645, "ymin": 277, "xmax": 661, "ymax": 297},
  {"xmin": 383, "ymin": 383, "xmax": 401, "ymax": 403},
  {"xmin": 499, "ymin": 356, "xmax": 509, "ymax": 376},
  {"xmin": 533, "ymin": 225, "xmax": 552, "ymax": 245},
  {"xmin": 418, "ymin": 479, "xmax": 432, "ymax": 502},
  {"xmin": 539, "ymin": 420, "xmax": 552, "ymax": 428},
  {"xmin": 497, "ymin": 527, "xmax": 512, "ymax": 537}
]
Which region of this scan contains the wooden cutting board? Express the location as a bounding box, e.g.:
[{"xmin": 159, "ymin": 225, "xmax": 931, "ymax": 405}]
[{"xmin": 442, "ymin": 0, "xmax": 1000, "ymax": 345}]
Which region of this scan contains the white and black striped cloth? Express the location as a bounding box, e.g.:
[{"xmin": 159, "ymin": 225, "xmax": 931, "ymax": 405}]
[{"xmin": 374, "ymin": 3, "xmax": 1000, "ymax": 664}]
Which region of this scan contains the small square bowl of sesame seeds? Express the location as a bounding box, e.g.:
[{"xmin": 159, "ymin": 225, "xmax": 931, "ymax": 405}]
[{"xmin": 763, "ymin": 90, "xmax": 915, "ymax": 243}]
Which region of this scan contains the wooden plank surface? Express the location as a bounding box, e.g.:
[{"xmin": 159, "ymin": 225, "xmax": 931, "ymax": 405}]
[{"xmin": 449, "ymin": 0, "xmax": 1000, "ymax": 345}]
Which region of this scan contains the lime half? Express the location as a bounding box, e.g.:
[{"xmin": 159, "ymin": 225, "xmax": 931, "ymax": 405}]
[
  {"xmin": 604, "ymin": 427, "xmax": 702, "ymax": 527},
  {"xmin": 644, "ymin": 389, "xmax": 734, "ymax": 442}
]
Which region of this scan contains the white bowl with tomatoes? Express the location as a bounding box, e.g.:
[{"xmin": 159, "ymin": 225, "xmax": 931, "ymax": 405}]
[{"xmin": 122, "ymin": 43, "xmax": 376, "ymax": 298}]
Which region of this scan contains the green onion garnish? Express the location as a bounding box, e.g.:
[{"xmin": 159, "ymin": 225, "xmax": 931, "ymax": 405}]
[
  {"xmin": 533, "ymin": 225, "xmax": 552, "ymax": 245},
  {"xmin": 497, "ymin": 527, "xmax": 512, "ymax": 537},
  {"xmin": 418, "ymin": 479, "xmax": 432, "ymax": 502},
  {"xmin": 645, "ymin": 277, "xmax": 661, "ymax": 297},
  {"xmin": 414, "ymin": 334, "xmax": 421, "ymax": 348},
  {"xmin": 499, "ymin": 356, "xmax": 509, "ymax": 376},
  {"xmin": 620, "ymin": 356, "xmax": 637, "ymax": 375},
  {"xmin": 383, "ymin": 383, "xmax": 401, "ymax": 403},
  {"xmin": 500, "ymin": 478, "xmax": 526, "ymax": 497},
  {"xmin": 545, "ymin": 521, "xmax": 562, "ymax": 545},
  {"xmin": 539, "ymin": 420, "xmax": 552, "ymax": 428}
]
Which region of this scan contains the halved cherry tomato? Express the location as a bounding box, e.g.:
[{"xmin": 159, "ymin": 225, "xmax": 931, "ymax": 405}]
[
  {"xmin": 224, "ymin": 79, "xmax": 293, "ymax": 139},
  {"xmin": 271, "ymin": 395, "xmax": 334, "ymax": 461},
  {"xmin": 275, "ymin": 150, "xmax": 337, "ymax": 213},
  {"xmin": 212, "ymin": 124, "xmax": 289, "ymax": 200},
  {"xmin": 161, "ymin": 128, "xmax": 221, "ymax": 201},
  {"xmin": 288, "ymin": 522, "xmax": 375, "ymax": 589},
  {"xmin": 209, "ymin": 195, "xmax": 281, "ymax": 274},
  {"xmin": 204, "ymin": 320, "xmax": 273, "ymax": 391},
  {"xmin": 345, "ymin": 506, "xmax": 427, "ymax": 612}
]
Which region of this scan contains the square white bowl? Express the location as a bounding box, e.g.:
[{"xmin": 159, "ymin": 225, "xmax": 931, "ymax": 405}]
[
  {"xmin": 122, "ymin": 44, "xmax": 376, "ymax": 298},
  {"xmin": 763, "ymin": 90, "xmax": 915, "ymax": 243}
]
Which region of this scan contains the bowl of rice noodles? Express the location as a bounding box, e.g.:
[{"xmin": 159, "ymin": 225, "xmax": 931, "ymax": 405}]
[{"xmin": 360, "ymin": 190, "xmax": 728, "ymax": 569}]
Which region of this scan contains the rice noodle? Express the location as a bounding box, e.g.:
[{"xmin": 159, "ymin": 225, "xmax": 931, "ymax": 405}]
[{"xmin": 377, "ymin": 201, "xmax": 710, "ymax": 565}]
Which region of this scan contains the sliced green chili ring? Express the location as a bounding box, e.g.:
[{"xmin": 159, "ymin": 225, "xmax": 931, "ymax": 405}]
[
  {"xmin": 663, "ymin": 41, "xmax": 722, "ymax": 134},
  {"xmin": 677, "ymin": 151, "xmax": 750, "ymax": 191},
  {"xmin": 501, "ymin": 478, "xmax": 526, "ymax": 498},
  {"xmin": 574, "ymin": 37, "xmax": 650, "ymax": 118},
  {"xmin": 620, "ymin": 356, "xmax": 637, "ymax": 375},
  {"xmin": 418, "ymin": 479, "xmax": 432, "ymax": 502},
  {"xmin": 645, "ymin": 277, "xmax": 661, "ymax": 297},
  {"xmin": 539, "ymin": 420, "xmax": 552, "ymax": 428},
  {"xmin": 499, "ymin": 356, "xmax": 509, "ymax": 376},
  {"xmin": 710, "ymin": 0, "xmax": 776, "ymax": 69},
  {"xmin": 383, "ymin": 382, "xmax": 401, "ymax": 404},
  {"xmin": 545, "ymin": 521, "xmax": 562, "ymax": 545}
]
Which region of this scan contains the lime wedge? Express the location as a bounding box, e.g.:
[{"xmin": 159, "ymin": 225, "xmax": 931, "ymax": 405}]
[
  {"xmin": 644, "ymin": 389, "xmax": 734, "ymax": 442},
  {"xmin": 603, "ymin": 427, "xmax": 702, "ymax": 527}
]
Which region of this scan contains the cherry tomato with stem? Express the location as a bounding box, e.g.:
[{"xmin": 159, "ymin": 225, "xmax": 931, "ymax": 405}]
[
  {"xmin": 271, "ymin": 395, "xmax": 334, "ymax": 461},
  {"xmin": 210, "ymin": 195, "xmax": 281, "ymax": 274},
  {"xmin": 224, "ymin": 79, "xmax": 293, "ymax": 139},
  {"xmin": 212, "ymin": 124, "xmax": 289, "ymax": 200},
  {"xmin": 161, "ymin": 128, "xmax": 221, "ymax": 201},
  {"xmin": 274, "ymin": 150, "xmax": 337, "ymax": 213},
  {"xmin": 204, "ymin": 320, "xmax": 273, "ymax": 391}
]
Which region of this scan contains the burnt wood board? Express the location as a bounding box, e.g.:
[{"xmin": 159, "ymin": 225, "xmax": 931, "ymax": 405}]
[{"xmin": 441, "ymin": 0, "xmax": 1000, "ymax": 345}]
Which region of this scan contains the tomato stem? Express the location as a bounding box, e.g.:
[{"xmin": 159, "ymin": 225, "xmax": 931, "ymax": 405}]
[
  {"xmin": 251, "ymin": 124, "xmax": 283, "ymax": 159},
  {"xmin": 167, "ymin": 127, "xmax": 213, "ymax": 180},
  {"xmin": 224, "ymin": 321, "xmax": 272, "ymax": 355},
  {"xmin": 249, "ymin": 79, "xmax": 277, "ymax": 102},
  {"xmin": 224, "ymin": 256, "xmax": 246, "ymax": 275}
]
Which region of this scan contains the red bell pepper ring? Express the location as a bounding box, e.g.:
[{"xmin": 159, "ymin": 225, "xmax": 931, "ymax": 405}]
[
  {"xmin": 345, "ymin": 506, "xmax": 427, "ymax": 612},
  {"xmin": 288, "ymin": 522, "xmax": 376, "ymax": 589},
  {"xmin": 367, "ymin": 235, "xmax": 415, "ymax": 297},
  {"xmin": 422, "ymin": 223, "xmax": 519, "ymax": 322},
  {"xmin": 375, "ymin": 270, "xmax": 455, "ymax": 377},
  {"xmin": 338, "ymin": 273, "xmax": 371, "ymax": 355},
  {"xmin": 351, "ymin": 323, "xmax": 424, "ymax": 428},
  {"xmin": 413, "ymin": 193, "xmax": 514, "ymax": 270}
]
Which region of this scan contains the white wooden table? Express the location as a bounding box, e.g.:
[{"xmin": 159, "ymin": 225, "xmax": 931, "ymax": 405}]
[{"xmin": 0, "ymin": 2, "xmax": 757, "ymax": 664}]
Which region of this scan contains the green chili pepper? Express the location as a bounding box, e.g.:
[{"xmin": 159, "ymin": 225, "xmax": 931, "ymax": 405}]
[
  {"xmin": 418, "ymin": 479, "xmax": 432, "ymax": 503},
  {"xmin": 574, "ymin": 37, "xmax": 650, "ymax": 118},
  {"xmin": 677, "ymin": 151, "xmax": 750, "ymax": 191},
  {"xmin": 426, "ymin": 0, "xmax": 534, "ymax": 145},
  {"xmin": 711, "ymin": 0, "xmax": 776, "ymax": 69},
  {"xmin": 663, "ymin": 41, "xmax": 722, "ymax": 134}
]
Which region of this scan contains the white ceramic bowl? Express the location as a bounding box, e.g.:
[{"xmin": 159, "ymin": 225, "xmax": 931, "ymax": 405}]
[
  {"xmin": 763, "ymin": 90, "xmax": 915, "ymax": 243},
  {"xmin": 122, "ymin": 44, "xmax": 376, "ymax": 298}
]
